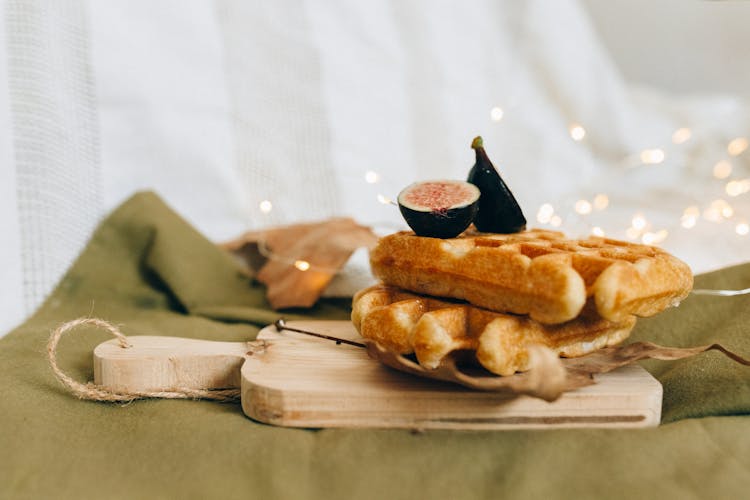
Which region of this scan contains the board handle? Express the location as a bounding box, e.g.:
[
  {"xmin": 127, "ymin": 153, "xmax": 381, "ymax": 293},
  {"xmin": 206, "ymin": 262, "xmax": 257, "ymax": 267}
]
[{"xmin": 93, "ymin": 336, "xmax": 252, "ymax": 393}]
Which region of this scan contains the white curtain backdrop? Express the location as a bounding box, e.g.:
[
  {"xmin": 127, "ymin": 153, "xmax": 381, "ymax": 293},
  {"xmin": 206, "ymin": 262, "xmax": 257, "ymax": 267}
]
[{"xmin": 2, "ymin": 0, "xmax": 749, "ymax": 336}]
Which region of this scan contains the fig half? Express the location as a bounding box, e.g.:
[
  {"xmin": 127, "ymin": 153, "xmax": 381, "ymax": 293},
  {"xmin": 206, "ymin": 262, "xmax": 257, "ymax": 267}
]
[{"xmin": 397, "ymin": 180, "xmax": 480, "ymax": 238}]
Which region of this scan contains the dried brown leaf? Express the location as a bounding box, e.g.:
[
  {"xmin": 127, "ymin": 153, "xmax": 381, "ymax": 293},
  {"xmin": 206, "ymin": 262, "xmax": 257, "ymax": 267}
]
[
  {"xmin": 366, "ymin": 340, "xmax": 750, "ymax": 402},
  {"xmin": 222, "ymin": 218, "xmax": 378, "ymax": 309}
]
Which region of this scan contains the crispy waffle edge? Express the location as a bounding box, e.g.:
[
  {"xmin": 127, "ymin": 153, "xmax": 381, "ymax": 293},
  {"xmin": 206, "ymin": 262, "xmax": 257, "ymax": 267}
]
[
  {"xmin": 352, "ymin": 284, "xmax": 637, "ymax": 376},
  {"xmin": 369, "ymin": 229, "xmax": 693, "ymax": 324}
]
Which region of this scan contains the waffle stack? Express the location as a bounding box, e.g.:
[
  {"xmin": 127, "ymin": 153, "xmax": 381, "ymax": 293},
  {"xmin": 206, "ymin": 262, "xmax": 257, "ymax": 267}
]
[{"xmin": 352, "ymin": 229, "xmax": 693, "ymax": 376}]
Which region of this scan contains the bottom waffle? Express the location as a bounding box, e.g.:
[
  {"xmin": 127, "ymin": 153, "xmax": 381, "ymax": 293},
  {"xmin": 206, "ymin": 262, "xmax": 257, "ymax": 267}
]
[{"xmin": 352, "ymin": 285, "xmax": 636, "ymax": 376}]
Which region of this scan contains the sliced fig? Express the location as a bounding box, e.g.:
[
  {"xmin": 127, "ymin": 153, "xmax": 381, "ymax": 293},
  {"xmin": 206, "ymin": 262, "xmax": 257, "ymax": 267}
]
[
  {"xmin": 397, "ymin": 180, "xmax": 480, "ymax": 238},
  {"xmin": 467, "ymin": 136, "xmax": 527, "ymax": 233}
]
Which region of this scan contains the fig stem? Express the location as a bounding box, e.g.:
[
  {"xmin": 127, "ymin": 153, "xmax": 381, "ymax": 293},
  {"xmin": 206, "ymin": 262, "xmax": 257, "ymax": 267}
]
[{"xmin": 471, "ymin": 136, "xmax": 484, "ymax": 150}]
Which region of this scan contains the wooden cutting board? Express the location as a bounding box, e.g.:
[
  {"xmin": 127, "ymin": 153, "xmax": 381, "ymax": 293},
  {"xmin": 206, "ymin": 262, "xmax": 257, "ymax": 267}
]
[{"xmin": 93, "ymin": 320, "xmax": 662, "ymax": 429}]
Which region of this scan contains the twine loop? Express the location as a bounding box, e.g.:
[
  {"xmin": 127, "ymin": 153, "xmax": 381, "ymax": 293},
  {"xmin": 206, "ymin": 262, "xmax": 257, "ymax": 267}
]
[{"xmin": 47, "ymin": 317, "xmax": 240, "ymax": 403}]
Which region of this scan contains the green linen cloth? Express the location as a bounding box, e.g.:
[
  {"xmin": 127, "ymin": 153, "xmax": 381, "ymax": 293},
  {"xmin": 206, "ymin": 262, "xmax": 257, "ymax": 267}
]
[{"xmin": 1, "ymin": 191, "xmax": 749, "ymax": 499}]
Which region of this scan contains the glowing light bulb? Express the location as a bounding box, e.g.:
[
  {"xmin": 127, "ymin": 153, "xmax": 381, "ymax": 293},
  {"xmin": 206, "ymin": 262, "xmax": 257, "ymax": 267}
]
[
  {"xmin": 574, "ymin": 199, "xmax": 592, "ymax": 215},
  {"xmin": 726, "ymin": 179, "xmax": 750, "ymax": 197},
  {"xmin": 713, "ymin": 160, "xmax": 732, "ymax": 179},
  {"xmin": 642, "ymin": 230, "xmax": 668, "ymax": 245},
  {"xmin": 684, "ymin": 206, "xmax": 700, "ymax": 217},
  {"xmin": 725, "ymin": 181, "xmax": 741, "ymax": 197},
  {"xmin": 259, "ymin": 200, "xmax": 273, "ymax": 214},
  {"xmin": 537, "ymin": 203, "xmax": 554, "ymax": 224},
  {"xmin": 672, "ymin": 128, "xmax": 692, "ymax": 144},
  {"xmin": 736, "ymin": 222, "xmax": 750, "ymax": 236},
  {"xmin": 569, "ymin": 124, "xmax": 586, "ymax": 141},
  {"xmin": 727, "ymin": 137, "xmax": 748, "ymax": 156},
  {"xmin": 631, "ymin": 214, "xmax": 647, "ymax": 231},
  {"xmin": 704, "ymin": 200, "xmax": 732, "ymax": 221},
  {"xmin": 364, "ymin": 171, "xmax": 380, "ymax": 184},
  {"xmin": 681, "ymin": 206, "xmax": 699, "ymax": 229},
  {"xmin": 490, "ymin": 107, "xmax": 504, "ymax": 122},
  {"xmin": 294, "ymin": 260, "xmax": 311, "ymax": 271},
  {"xmin": 640, "ymin": 149, "xmax": 665, "ymax": 165},
  {"xmin": 681, "ymin": 216, "xmax": 696, "ymax": 229},
  {"xmin": 593, "ymin": 194, "xmax": 609, "ymax": 210},
  {"xmin": 591, "ymin": 226, "xmax": 605, "ymax": 237},
  {"xmin": 703, "ymin": 208, "xmax": 720, "ymax": 222}
]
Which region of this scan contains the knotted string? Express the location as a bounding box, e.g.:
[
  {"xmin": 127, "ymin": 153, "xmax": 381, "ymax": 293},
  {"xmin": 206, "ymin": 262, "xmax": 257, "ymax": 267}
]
[{"xmin": 47, "ymin": 317, "xmax": 240, "ymax": 403}]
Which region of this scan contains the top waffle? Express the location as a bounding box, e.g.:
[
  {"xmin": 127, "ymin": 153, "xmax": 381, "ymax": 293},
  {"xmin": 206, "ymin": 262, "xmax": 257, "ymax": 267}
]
[{"xmin": 370, "ymin": 228, "xmax": 693, "ymax": 324}]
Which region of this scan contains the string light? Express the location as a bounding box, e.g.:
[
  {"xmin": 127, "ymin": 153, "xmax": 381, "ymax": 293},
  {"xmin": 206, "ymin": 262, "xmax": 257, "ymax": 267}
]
[
  {"xmin": 681, "ymin": 216, "xmax": 697, "ymax": 229},
  {"xmin": 713, "ymin": 160, "xmax": 732, "ymax": 179},
  {"xmin": 703, "ymin": 200, "xmax": 733, "ymax": 221},
  {"xmin": 537, "ymin": 203, "xmax": 555, "ymax": 224},
  {"xmin": 254, "ymin": 193, "xmax": 361, "ymax": 275},
  {"xmin": 725, "ymin": 181, "xmax": 742, "ymax": 197},
  {"xmin": 253, "ymin": 112, "xmax": 750, "ymax": 278},
  {"xmin": 684, "ymin": 206, "xmax": 700, "ymax": 217},
  {"xmin": 593, "ymin": 194, "xmax": 609, "ymax": 210},
  {"xmin": 642, "ymin": 230, "xmax": 668, "ymax": 245},
  {"xmin": 569, "ymin": 123, "xmax": 586, "ymax": 141},
  {"xmin": 365, "ymin": 171, "xmax": 380, "ymax": 184},
  {"xmin": 627, "ymin": 213, "xmax": 650, "ymax": 241},
  {"xmin": 294, "ymin": 260, "xmax": 311, "ymax": 272},
  {"xmin": 726, "ymin": 179, "xmax": 750, "ymax": 197},
  {"xmin": 259, "ymin": 200, "xmax": 273, "ymax": 214},
  {"xmin": 672, "ymin": 128, "xmax": 692, "ymax": 144},
  {"xmin": 681, "ymin": 206, "xmax": 700, "ymax": 229},
  {"xmin": 255, "ymin": 237, "xmax": 342, "ymax": 274},
  {"xmin": 640, "ymin": 149, "xmax": 665, "ymax": 165},
  {"xmin": 631, "ymin": 214, "xmax": 647, "ymax": 231},
  {"xmin": 703, "ymin": 207, "xmax": 720, "ymax": 222},
  {"xmin": 728, "ymin": 137, "xmax": 748, "ymax": 156},
  {"xmin": 574, "ymin": 199, "xmax": 592, "ymax": 215}
]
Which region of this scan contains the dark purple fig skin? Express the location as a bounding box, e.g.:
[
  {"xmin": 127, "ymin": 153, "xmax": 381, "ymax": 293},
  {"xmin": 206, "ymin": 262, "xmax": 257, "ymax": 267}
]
[
  {"xmin": 467, "ymin": 136, "xmax": 526, "ymax": 233},
  {"xmin": 397, "ymin": 180, "xmax": 480, "ymax": 238},
  {"xmin": 398, "ymin": 203, "xmax": 478, "ymax": 238}
]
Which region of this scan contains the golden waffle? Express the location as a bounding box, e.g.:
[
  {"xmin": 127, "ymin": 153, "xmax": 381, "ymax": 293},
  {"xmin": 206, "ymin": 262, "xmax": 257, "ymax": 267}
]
[
  {"xmin": 352, "ymin": 285, "xmax": 635, "ymax": 376},
  {"xmin": 370, "ymin": 229, "xmax": 693, "ymax": 324}
]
